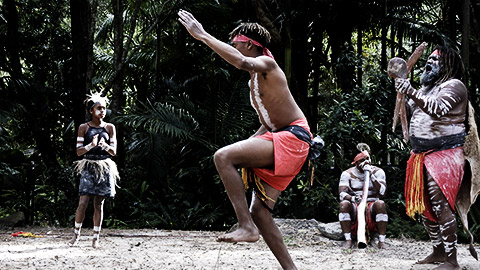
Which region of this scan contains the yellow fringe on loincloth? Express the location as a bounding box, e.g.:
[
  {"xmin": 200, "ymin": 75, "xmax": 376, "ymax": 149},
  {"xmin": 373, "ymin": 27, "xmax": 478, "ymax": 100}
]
[
  {"xmin": 73, "ymin": 159, "xmax": 120, "ymax": 197},
  {"xmin": 405, "ymin": 152, "xmax": 427, "ymax": 219},
  {"xmin": 241, "ymin": 168, "xmax": 275, "ymax": 204}
]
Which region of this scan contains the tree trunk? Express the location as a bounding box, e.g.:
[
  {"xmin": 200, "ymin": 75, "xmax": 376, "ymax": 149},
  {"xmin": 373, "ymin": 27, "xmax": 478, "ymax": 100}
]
[
  {"xmin": 289, "ymin": 0, "xmax": 309, "ymax": 114},
  {"xmin": 71, "ymin": 0, "xmax": 96, "ymax": 128},
  {"xmin": 4, "ymin": 0, "xmax": 22, "ymax": 77},
  {"xmin": 380, "ymin": 0, "xmax": 388, "ymax": 165},
  {"xmin": 111, "ymin": 0, "xmax": 125, "ymax": 167},
  {"xmin": 357, "ymin": 27, "xmax": 363, "ymax": 88},
  {"xmin": 461, "ymin": 0, "xmax": 470, "ymax": 73}
]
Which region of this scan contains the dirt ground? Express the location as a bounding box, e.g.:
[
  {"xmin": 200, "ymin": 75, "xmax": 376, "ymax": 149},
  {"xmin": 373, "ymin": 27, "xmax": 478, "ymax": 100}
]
[{"xmin": 0, "ymin": 219, "xmax": 479, "ymax": 270}]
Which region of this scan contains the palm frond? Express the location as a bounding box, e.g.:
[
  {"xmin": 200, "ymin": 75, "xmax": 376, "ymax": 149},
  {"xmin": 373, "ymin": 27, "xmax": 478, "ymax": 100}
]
[{"xmin": 116, "ymin": 100, "xmax": 198, "ymax": 140}]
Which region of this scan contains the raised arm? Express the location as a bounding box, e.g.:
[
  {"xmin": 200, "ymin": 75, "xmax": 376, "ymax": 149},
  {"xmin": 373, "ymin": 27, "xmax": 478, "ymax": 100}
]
[
  {"xmin": 177, "ymin": 10, "xmax": 274, "ymax": 73},
  {"xmin": 365, "ymin": 166, "xmax": 387, "ymax": 198},
  {"xmin": 395, "ymin": 78, "xmax": 467, "ymax": 118}
]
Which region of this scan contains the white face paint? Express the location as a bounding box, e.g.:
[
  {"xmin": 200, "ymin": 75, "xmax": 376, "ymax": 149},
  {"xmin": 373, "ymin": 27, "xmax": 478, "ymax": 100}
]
[{"xmin": 90, "ymin": 101, "xmax": 107, "ymax": 118}]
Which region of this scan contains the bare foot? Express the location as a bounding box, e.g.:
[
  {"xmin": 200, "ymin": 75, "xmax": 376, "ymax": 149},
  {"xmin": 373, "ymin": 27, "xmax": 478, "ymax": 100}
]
[
  {"xmin": 416, "ymin": 252, "xmax": 445, "ymax": 264},
  {"xmin": 68, "ymin": 233, "xmax": 79, "ymax": 246},
  {"xmin": 432, "ymin": 261, "xmax": 460, "ymax": 270},
  {"xmin": 377, "ymin": 241, "xmax": 388, "ymax": 249},
  {"xmin": 342, "ymin": 240, "xmax": 353, "ymax": 249},
  {"xmin": 92, "ymin": 238, "xmax": 101, "ymax": 249},
  {"xmin": 216, "ymin": 227, "xmax": 259, "ymax": 243}
]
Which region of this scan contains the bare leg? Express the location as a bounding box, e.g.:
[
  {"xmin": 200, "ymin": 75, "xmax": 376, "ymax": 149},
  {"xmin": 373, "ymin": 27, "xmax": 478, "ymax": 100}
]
[
  {"xmin": 371, "ymin": 200, "xmax": 388, "ymax": 249},
  {"xmin": 214, "ymin": 138, "xmax": 274, "ymax": 243},
  {"xmin": 418, "ymin": 174, "xmax": 460, "ymax": 270},
  {"xmin": 250, "ymin": 183, "xmax": 296, "ymax": 270},
  {"xmin": 417, "ymin": 217, "xmax": 445, "ymax": 264},
  {"xmin": 92, "ymin": 196, "xmax": 105, "ymax": 248},
  {"xmin": 338, "ymin": 200, "xmax": 354, "ymax": 249},
  {"xmin": 69, "ymin": 195, "xmax": 90, "ymax": 246}
]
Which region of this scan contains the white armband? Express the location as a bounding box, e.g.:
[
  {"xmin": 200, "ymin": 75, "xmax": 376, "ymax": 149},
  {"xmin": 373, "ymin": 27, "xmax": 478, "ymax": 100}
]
[
  {"xmin": 101, "ymin": 144, "xmax": 111, "ymax": 152},
  {"xmin": 84, "ymin": 143, "xmax": 94, "ymax": 152},
  {"xmin": 339, "ymin": 191, "xmax": 349, "ymax": 201}
]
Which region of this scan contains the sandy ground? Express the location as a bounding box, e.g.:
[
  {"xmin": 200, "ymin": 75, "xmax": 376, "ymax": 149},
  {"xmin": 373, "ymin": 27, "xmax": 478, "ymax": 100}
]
[{"xmin": 0, "ymin": 219, "xmax": 479, "ymax": 270}]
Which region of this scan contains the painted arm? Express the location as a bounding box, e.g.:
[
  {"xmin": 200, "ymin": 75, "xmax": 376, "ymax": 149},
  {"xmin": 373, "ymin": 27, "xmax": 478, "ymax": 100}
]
[
  {"xmin": 366, "ymin": 166, "xmax": 387, "ymax": 198},
  {"xmin": 395, "ymin": 78, "xmax": 467, "ymax": 118},
  {"xmin": 339, "ymin": 172, "xmax": 358, "ymax": 203},
  {"xmin": 178, "ymin": 10, "xmax": 274, "ymax": 73}
]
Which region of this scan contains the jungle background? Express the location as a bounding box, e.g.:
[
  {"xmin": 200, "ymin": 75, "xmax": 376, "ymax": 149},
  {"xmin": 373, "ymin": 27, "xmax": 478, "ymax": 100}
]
[{"xmin": 0, "ymin": 0, "xmax": 479, "ymax": 244}]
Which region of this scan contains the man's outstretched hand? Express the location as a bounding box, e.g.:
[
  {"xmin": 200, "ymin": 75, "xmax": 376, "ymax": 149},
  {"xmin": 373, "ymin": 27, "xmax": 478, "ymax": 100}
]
[{"xmin": 178, "ymin": 10, "xmax": 207, "ymax": 41}]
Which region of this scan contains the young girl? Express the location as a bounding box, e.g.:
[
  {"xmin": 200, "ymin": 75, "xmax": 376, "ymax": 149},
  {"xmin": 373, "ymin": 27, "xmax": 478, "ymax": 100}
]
[{"xmin": 69, "ymin": 93, "xmax": 119, "ymax": 248}]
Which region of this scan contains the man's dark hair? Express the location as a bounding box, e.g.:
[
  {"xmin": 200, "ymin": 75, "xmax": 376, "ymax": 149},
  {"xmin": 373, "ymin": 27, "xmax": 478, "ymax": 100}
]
[
  {"xmin": 434, "ymin": 45, "xmax": 465, "ymax": 84},
  {"xmin": 229, "ymin": 22, "xmax": 271, "ymax": 50}
]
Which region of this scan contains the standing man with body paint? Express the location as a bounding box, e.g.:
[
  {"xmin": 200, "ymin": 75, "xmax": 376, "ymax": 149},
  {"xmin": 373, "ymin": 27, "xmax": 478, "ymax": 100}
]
[
  {"xmin": 338, "ymin": 146, "xmax": 388, "ymax": 249},
  {"xmin": 395, "ymin": 46, "xmax": 467, "ymax": 270},
  {"xmin": 178, "ymin": 10, "xmax": 316, "ymax": 270}
]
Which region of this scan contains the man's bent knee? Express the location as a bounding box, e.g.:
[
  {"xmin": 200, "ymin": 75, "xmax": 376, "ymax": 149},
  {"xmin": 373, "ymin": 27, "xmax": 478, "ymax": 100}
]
[
  {"xmin": 339, "ymin": 200, "xmax": 352, "ymax": 211},
  {"xmin": 214, "ymin": 147, "xmax": 231, "ymax": 168}
]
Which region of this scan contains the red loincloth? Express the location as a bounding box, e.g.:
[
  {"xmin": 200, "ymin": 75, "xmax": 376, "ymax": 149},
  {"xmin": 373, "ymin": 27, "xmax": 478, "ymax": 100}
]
[
  {"xmin": 252, "ymin": 118, "xmax": 311, "ymax": 191},
  {"xmin": 422, "ymin": 147, "xmax": 465, "ymax": 222},
  {"xmin": 350, "ymin": 202, "xmax": 377, "ymax": 234},
  {"xmin": 406, "ymin": 147, "xmax": 465, "ymax": 222}
]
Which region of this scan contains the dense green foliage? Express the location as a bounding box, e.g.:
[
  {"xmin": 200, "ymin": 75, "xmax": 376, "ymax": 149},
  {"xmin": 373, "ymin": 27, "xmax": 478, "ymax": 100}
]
[{"xmin": 1, "ymin": 0, "xmax": 480, "ymax": 243}]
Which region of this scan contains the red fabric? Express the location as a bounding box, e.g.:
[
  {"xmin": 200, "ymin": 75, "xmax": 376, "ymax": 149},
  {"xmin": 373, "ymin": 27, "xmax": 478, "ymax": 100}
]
[
  {"xmin": 404, "ymin": 151, "xmax": 431, "ymax": 219},
  {"xmin": 232, "ymin": 35, "xmax": 275, "ymax": 60},
  {"xmin": 421, "ymin": 147, "xmax": 465, "ymax": 222},
  {"xmin": 351, "ymin": 151, "xmax": 370, "ymax": 164},
  {"xmin": 430, "ymin": 49, "xmax": 441, "ymax": 57},
  {"xmin": 252, "ymin": 118, "xmax": 311, "ymax": 191},
  {"xmin": 350, "ymin": 202, "xmax": 377, "ymax": 234}
]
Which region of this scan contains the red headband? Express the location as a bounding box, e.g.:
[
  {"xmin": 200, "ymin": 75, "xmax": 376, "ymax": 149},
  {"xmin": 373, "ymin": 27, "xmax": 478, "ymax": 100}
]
[
  {"xmin": 430, "ymin": 49, "xmax": 441, "ymax": 57},
  {"xmin": 351, "ymin": 151, "xmax": 370, "ymax": 164},
  {"xmin": 232, "ymin": 35, "xmax": 275, "ymax": 60}
]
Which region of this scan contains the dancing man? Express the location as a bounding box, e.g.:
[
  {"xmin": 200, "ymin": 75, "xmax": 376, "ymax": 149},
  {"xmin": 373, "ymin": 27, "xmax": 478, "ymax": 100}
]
[
  {"xmin": 178, "ymin": 10, "xmax": 316, "ymax": 270},
  {"xmin": 395, "ymin": 46, "xmax": 467, "ymax": 270},
  {"xmin": 338, "ymin": 145, "xmax": 388, "ymax": 249}
]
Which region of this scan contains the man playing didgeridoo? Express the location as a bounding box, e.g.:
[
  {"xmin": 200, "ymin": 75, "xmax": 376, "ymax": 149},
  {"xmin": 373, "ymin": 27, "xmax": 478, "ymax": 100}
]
[
  {"xmin": 338, "ymin": 145, "xmax": 388, "ymax": 249},
  {"xmin": 178, "ymin": 10, "xmax": 318, "ymax": 270},
  {"xmin": 395, "ymin": 46, "xmax": 468, "ymax": 270}
]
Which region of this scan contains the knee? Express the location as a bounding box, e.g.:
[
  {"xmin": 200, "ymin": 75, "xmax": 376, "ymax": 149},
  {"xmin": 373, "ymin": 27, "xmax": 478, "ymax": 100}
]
[
  {"xmin": 250, "ymin": 201, "xmax": 269, "ymax": 222},
  {"xmin": 213, "ymin": 147, "xmax": 231, "ymax": 168},
  {"xmin": 78, "ymin": 197, "xmax": 89, "ymax": 210},
  {"xmin": 93, "ymin": 200, "xmax": 104, "ymax": 211},
  {"xmin": 373, "ymin": 200, "xmax": 386, "ymax": 213},
  {"xmin": 339, "ymin": 200, "xmax": 352, "ymax": 212},
  {"xmin": 77, "ymin": 199, "xmax": 89, "ymax": 211}
]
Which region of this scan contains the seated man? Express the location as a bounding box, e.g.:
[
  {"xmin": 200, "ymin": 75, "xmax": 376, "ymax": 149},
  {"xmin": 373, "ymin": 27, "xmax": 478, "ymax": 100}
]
[{"xmin": 338, "ymin": 146, "xmax": 388, "ymax": 249}]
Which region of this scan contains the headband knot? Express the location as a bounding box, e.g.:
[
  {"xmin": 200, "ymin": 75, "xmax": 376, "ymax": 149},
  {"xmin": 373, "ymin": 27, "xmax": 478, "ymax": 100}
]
[{"xmin": 232, "ymin": 35, "xmax": 275, "ymax": 60}]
